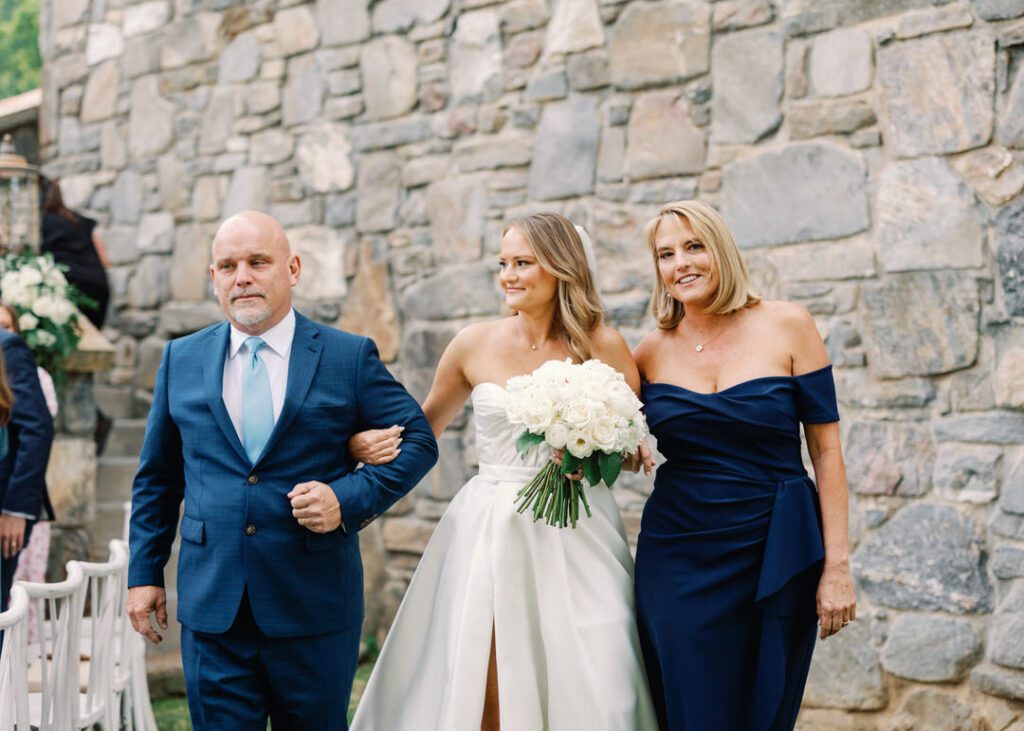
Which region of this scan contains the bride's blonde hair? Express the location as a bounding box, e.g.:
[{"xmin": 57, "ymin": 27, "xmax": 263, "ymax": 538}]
[{"xmin": 503, "ymin": 213, "xmax": 604, "ymax": 363}]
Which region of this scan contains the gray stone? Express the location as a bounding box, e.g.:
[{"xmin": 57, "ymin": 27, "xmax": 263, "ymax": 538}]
[
  {"xmin": 222, "ymin": 166, "xmax": 268, "ymax": 218},
  {"xmin": 427, "ymin": 174, "xmax": 488, "ymax": 262},
  {"xmin": 318, "ymin": 0, "xmax": 370, "ymax": 46},
  {"xmin": 289, "ymin": 226, "xmax": 346, "ymax": 301},
  {"xmin": 349, "ymin": 118, "xmax": 432, "ymax": 151},
  {"xmin": 877, "ymin": 157, "xmax": 985, "ymax": 273},
  {"xmin": 128, "ymin": 256, "xmax": 171, "ymax": 309},
  {"xmin": 1000, "ymin": 451, "xmax": 1024, "ymax": 514},
  {"xmin": 525, "ymin": 68, "xmax": 568, "ymax": 102},
  {"xmin": 876, "ymin": 32, "xmax": 995, "ymax": 158},
  {"xmin": 274, "ymin": 6, "xmax": 319, "ymax": 57},
  {"xmin": 137, "ymin": 212, "xmax": 175, "ymax": 255},
  {"xmin": 159, "ymin": 14, "xmax": 220, "ymax": 69},
  {"xmin": 891, "ymin": 689, "xmax": 975, "ymax": 731},
  {"xmin": 528, "ymin": 95, "xmax": 600, "ymax": 200},
  {"xmin": 360, "ymin": 36, "xmax": 418, "ymax": 121},
  {"xmin": 992, "ymin": 585, "xmax": 1024, "ymax": 670},
  {"xmin": 712, "ymin": 0, "xmax": 774, "ymax": 31},
  {"xmin": 993, "ymin": 512, "xmax": 1024, "ymax": 541},
  {"xmin": 852, "ymin": 503, "xmax": 992, "ymax": 614},
  {"xmin": 567, "ymin": 50, "xmax": 610, "ymax": 91},
  {"xmin": 245, "ymin": 81, "xmax": 281, "ymax": 115},
  {"xmin": 861, "ymin": 273, "xmax": 979, "ymax": 378},
  {"xmin": 101, "ymin": 122, "xmax": 127, "ymax": 170},
  {"xmin": 951, "ymin": 146, "xmax": 1024, "ymax": 208},
  {"xmin": 992, "ymin": 546, "xmax": 1024, "ymax": 579},
  {"xmin": 218, "ymin": 32, "xmax": 261, "ymax": 84},
  {"xmin": 283, "ymin": 55, "xmax": 325, "ymax": 127},
  {"xmin": 86, "ymin": 24, "xmax": 124, "ymax": 66},
  {"xmin": 356, "ymin": 153, "xmax": 401, "ymax": 232},
  {"xmin": 934, "ymin": 412, "xmax": 1024, "ymax": 446},
  {"xmin": 156, "ymin": 153, "xmax": 185, "ymax": 211},
  {"xmin": 199, "ymin": 87, "xmax": 241, "ymax": 156},
  {"xmin": 399, "ymin": 263, "xmax": 503, "ymax": 320},
  {"xmin": 933, "ymin": 444, "xmax": 1002, "ymax": 504},
  {"xmin": 787, "ymin": 99, "xmax": 875, "ymax": 139},
  {"xmin": 895, "ymin": 5, "xmax": 975, "ymax": 40},
  {"xmin": 973, "ymin": 0, "xmax": 1024, "ymax": 20},
  {"xmin": 170, "ymin": 225, "xmax": 211, "ymax": 302},
  {"xmin": 325, "ymin": 194, "xmax": 357, "ymax": 227},
  {"xmin": 101, "ymin": 226, "xmax": 140, "ymax": 266},
  {"xmin": 501, "ymin": 0, "xmax": 550, "ymax": 33},
  {"xmin": 999, "ymin": 66, "xmax": 1024, "ymax": 148},
  {"xmin": 626, "ymin": 91, "xmax": 705, "ymax": 180},
  {"xmin": 158, "ymin": 302, "xmax": 225, "ymax": 337},
  {"xmin": 972, "ymin": 664, "xmax": 1024, "ymax": 702},
  {"xmin": 250, "ymin": 128, "xmax": 294, "ymax": 165},
  {"xmin": 721, "ymin": 142, "xmax": 869, "ymax": 247},
  {"xmin": 780, "ymin": 0, "xmax": 938, "ymax": 36},
  {"xmin": 810, "ymin": 28, "xmax": 872, "ymax": 98},
  {"xmin": 881, "ymin": 615, "xmax": 982, "ymax": 682},
  {"xmin": 845, "ymin": 420, "xmax": 934, "ymax": 497},
  {"xmin": 81, "ymin": 61, "xmax": 119, "ymax": 124},
  {"xmin": 123, "ymin": 2, "xmax": 170, "ymax": 38},
  {"xmin": 454, "ymin": 133, "xmax": 533, "ymax": 172},
  {"xmin": 804, "ymin": 621, "xmax": 886, "ymax": 710},
  {"xmin": 192, "ymin": 176, "xmax": 224, "ymax": 222},
  {"xmin": 544, "ymin": 0, "xmax": 605, "ymax": 56},
  {"xmin": 996, "ymin": 199, "xmax": 1024, "ymax": 317},
  {"xmin": 295, "ymin": 124, "xmax": 354, "ymax": 193},
  {"xmin": 327, "ymin": 70, "xmax": 361, "ymax": 97},
  {"xmin": 372, "ymin": 0, "xmax": 450, "ymax": 33},
  {"xmin": 711, "ymin": 28, "xmax": 783, "ymax": 144},
  {"xmin": 598, "ymin": 125, "xmax": 626, "ymax": 183},
  {"xmin": 128, "ymin": 76, "xmax": 175, "ymax": 159},
  {"xmin": 53, "ymin": 0, "xmax": 88, "ymax": 29},
  {"xmin": 609, "ymin": 1, "xmax": 710, "ymax": 90},
  {"xmin": 450, "ymin": 9, "xmax": 503, "ymax": 102},
  {"xmin": 111, "ymin": 170, "xmax": 144, "ymax": 225}
]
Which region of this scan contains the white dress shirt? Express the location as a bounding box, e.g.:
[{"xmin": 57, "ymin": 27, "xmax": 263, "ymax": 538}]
[{"xmin": 222, "ymin": 308, "xmax": 296, "ymax": 443}]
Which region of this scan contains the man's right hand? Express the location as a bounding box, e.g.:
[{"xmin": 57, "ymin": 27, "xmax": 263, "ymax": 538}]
[{"xmin": 127, "ymin": 585, "xmax": 168, "ymax": 644}]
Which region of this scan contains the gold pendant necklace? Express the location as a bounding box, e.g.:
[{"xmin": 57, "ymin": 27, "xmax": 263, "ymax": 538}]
[{"xmin": 686, "ymin": 319, "xmax": 728, "ymax": 353}]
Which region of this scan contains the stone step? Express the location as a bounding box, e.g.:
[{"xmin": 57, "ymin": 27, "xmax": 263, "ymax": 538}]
[
  {"xmin": 88, "ymin": 499, "xmax": 130, "ymax": 558},
  {"xmin": 93, "ymin": 384, "xmax": 135, "ymax": 419},
  {"xmin": 96, "ymin": 456, "xmax": 139, "ymax": 502},
  {"xmin": 104, "ymin": 418, "xmax": 147, "ymax": 459}
]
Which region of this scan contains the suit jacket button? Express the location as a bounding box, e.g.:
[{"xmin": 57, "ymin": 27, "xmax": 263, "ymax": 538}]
[
  {"xmin": 247, "ymin": 475, "xmax": 258, "ymax": 484},
  {"xmin": 245, "ymin": 523, "xmax": 256, "ymax": 536}
]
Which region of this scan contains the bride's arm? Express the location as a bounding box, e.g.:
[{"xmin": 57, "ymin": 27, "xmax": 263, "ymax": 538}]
[
  {"xmin": 592, "ymin": 325, "xmax": 641, "ymax": 395},
  {"xmin": 349, "ymin": 329, "xmax": 475, "ymax": 464}
]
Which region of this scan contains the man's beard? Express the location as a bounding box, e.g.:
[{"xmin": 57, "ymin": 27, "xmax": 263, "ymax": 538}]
[{"xmin": 228, "ymin": 288, "xmax": 271, "ymax": 326}]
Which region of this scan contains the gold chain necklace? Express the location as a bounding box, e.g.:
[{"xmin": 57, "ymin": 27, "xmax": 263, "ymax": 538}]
[{"xmin": 683, "ymin": 318, "xmax": 728, "ymax": 353}]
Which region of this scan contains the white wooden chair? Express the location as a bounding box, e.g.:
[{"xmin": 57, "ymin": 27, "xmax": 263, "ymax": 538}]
[
  {"xmin": 20, "ymin": 560, "xmax": 85, "ymax": 731},
  {"xmin": 0, "ymin": 584, "xmax": 31, "ymax": 730},
  {"xmin": 119, "ymin": 506, "xmax": 159, "ymax": 731}
]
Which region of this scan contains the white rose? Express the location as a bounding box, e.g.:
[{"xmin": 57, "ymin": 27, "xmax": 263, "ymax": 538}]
[
  {"xmin": 18, "ymin": 313, "xmax": 38, "ymax": 331},
  {"xmin": 35, "ymin": 330, "xmax": 57, "ymax": 347},
  {"xmin": 523, "ymin": 395, "xmax": 556, "ymax": 433},
  {"xmin": 608, "ymin": 382, "xmax": 641, "ymax": 418},
  {"xmin": 566, "ymin": 429, "xmax": 594, "ymax": 459},
  {"xmin": 19, "ymin": 268, "xmax": 43, "ymax": 287},
  {"xmin": 45, "ymin": 268, "xmax": 67, "ymax": 288},
  {"xmin": 50, "ymin": 298, "xmax": 73, "ymax": 326},
  {"xmin": 563, "ymin": 399, "xmax": 596, "ymax": 430},
  {"xmin": 544, "ymin": 422, "xmax": 570, "ymax": 450},
  {"xmin": 590, "ymin": 417, "xmax": 619, "ymax": 453},
  {"xmin": 32, "ymin": 294, "xmax": 57, "ymax": 321}
]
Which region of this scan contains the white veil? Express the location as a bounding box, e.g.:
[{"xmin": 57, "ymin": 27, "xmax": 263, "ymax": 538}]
[{"xmin": 573, "ymin": 224, "xmax": 601, "ymax": 302}]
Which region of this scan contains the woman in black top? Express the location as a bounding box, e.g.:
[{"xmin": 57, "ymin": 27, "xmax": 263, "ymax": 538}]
[{"xmin": 39, "ymin": 176, "xmax": 110, "ymax": 329}]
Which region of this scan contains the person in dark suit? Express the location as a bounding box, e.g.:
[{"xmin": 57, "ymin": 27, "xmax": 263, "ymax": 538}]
[
  {"xmin": 126, "ymin": 210, "xmax": 438, "ymax": 730},
  {"xmin": 0, "ymin": 327, "xmax": 55, "ymax": 613}
]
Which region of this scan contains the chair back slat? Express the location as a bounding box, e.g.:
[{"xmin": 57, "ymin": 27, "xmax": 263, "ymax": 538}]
[{"xmin": 0, "ymin": 584, "xmax": 31, "ymax": 731}]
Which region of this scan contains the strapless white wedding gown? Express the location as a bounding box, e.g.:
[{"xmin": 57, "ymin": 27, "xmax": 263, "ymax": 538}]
[{"xmin": 351, "ymin": 382, "xmax": 657, "ymax": 731}]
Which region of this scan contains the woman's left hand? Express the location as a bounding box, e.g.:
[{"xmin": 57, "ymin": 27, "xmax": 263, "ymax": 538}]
[{"xmin": 817, "ymin": 562, "xmax": 857, "ymax": 640}]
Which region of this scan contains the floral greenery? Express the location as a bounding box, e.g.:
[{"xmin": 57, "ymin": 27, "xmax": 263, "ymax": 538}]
[
  {"xmin": 0, "ymin": 252, "xmax": 96, "ymax": 379},
  {"xmin": 0, "ymin": 0, "xmax": 40, "ymax": 98}
]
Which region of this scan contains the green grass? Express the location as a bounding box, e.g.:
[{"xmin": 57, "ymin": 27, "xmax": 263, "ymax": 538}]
[{"xmin": 152, "ymin": 662, "xmax": 375, "ymax": 730}]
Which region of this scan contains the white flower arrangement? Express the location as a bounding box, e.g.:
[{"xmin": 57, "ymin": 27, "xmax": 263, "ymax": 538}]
[
  {"xmin": 505, "ymin": 359, "xmax": 648, "ymax": 528},
  {"xmin": 0, "ymin": 252, "xmax": 93, "ymax": 379}
]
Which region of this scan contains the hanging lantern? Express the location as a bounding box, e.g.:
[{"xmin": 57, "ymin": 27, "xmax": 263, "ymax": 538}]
[{"xmin": 0, "ymin": 133, "xmax": 40, "ymax": 254}]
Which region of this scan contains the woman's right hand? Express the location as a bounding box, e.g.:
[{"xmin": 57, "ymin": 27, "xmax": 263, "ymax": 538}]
[{"xmin": 348, "ymin": 425, "xmax": 403, "ymax": 465}]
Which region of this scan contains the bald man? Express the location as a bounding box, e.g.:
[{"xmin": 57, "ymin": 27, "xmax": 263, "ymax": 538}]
[{"xmin": 126, "ymin": 211, "xmax": 438, "ymax": 730}]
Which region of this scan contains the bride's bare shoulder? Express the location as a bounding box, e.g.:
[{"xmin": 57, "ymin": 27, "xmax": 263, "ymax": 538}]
[{"xmin": 447, "ymin": 318, "xmax": 514, "ymax": 353}]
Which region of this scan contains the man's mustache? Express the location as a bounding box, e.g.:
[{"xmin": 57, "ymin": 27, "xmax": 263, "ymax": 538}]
[{"xmin": 229, "ymin": 288, "xmax": 267, "ymax": 302}]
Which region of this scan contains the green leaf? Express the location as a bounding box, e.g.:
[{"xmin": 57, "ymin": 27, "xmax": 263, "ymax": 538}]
[
  {"xmin": 582, "ymin": 456, "xmax": 601, "ymax": 487},
  {"xmin": 515, "ymin": 431, "xmax": 545, "ymax": 458},
  {"xmin": 598, "ymin": 451, "xmax": 622, "ymax": 487},
  {"xmin": 560, "ymin": 452, "xmax": 580, "ymax": 476}
]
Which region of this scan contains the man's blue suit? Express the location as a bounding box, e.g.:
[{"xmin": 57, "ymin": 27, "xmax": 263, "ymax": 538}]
[
  {"xmin": 128, "ymin": 311, "xmax": 438, "ymax": 727},
  {"xmin": 0, "ymin": 329, "xmax": 55, "ymax": 613}
]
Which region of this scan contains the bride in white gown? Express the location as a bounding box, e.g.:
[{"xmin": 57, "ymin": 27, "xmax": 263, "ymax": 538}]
[{"xmin": 349, "ymin": 213, "xmax": 657, "ymax": 731}]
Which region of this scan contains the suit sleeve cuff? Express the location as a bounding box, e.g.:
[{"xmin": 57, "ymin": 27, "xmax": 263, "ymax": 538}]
[{"xmin": 2, "ymin": 510, "xmax": 36, "ymax": 520}]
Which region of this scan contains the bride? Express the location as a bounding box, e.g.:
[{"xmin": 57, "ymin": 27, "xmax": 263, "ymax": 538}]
[{"xmin": 349, "ymin": 213, "xmax": 657, "ymax": 730}]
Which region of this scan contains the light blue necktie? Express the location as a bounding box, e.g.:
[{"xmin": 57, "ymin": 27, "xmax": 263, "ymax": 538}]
[{"xmin": 241, "ymin": 336, "xmax": 274, "ymax": 464}]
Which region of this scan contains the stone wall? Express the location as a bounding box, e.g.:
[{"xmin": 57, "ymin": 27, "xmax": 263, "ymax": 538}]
[{"xmin": 36, "ymin": 0, "xmax": 1024, "ymax": 726}]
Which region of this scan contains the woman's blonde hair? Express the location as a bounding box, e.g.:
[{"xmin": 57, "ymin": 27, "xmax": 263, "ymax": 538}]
[
  {"xmin": 504, "ymin": 213, "xmax": 604, "ymax": 363},
  {"xmin": 645, "ymin": 200, "xmax": 760, "ymax": 330}
]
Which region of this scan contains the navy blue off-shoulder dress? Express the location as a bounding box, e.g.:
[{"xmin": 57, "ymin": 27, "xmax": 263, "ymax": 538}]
[{"xmin": 635, "ymin": 365, "xmax": 840, "ymax": 730}]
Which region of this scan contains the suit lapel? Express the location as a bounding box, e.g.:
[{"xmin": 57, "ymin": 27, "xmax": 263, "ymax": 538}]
[
  {"xmin": 202, "ymin": 323, "xmax": 250, "ymax": 464},
  {"xmin": 255, "ymin": 313, "xmax": 323, "ymax": 464}
]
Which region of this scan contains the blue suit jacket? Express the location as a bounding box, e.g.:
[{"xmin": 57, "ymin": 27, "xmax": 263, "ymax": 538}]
[
  {"xmin": 128, "ymin": 311, "xmax": 438, "ymax": 637},
  {"xmin": 0, "ymin": 330, "xmax": 55, "ymax": 520}
]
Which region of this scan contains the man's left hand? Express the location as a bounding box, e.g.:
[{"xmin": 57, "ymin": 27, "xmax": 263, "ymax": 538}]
[
  {"xmin": 288, "ymin": 482, "xmax": 342, "ymax": 533},
  {"xmin": 0, "ymin": 514, "xmax": 27, "ymax": 559}
]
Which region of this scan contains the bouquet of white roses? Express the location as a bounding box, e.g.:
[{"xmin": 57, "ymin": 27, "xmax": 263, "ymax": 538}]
[
  {"xmin": 505, "ymin": 358, "xmax": 648, "ymax": 529},
  {"xmin": 0, "ymin": 252, "xmax": 94, "ymax": 379}
]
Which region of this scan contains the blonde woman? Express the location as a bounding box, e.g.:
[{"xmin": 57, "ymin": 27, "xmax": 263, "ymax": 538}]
[
  {"xmin": 632, "ymin": 201, "xmax": 856, "ymax": 730},
  {"xmin": 350, "ymin": 213, "xmax": 656, "ymax": 730}
]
